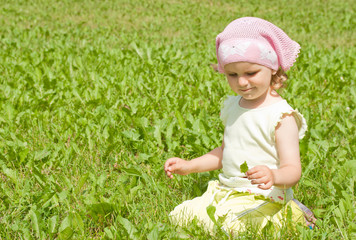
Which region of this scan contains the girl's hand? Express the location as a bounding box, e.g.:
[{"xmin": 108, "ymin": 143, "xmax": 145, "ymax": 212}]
[
  {"xmin": 164, "ymin": 157, "xmax": 191, "ymax": 179},
  {"xmin": 246, "ymin": 165, "xmax": 274, "ymax": 190}
]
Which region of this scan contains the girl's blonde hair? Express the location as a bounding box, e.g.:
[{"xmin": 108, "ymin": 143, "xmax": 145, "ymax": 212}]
[{"xmin": 271, "ymin": 68, "xmax": 288, "ymax": 90}]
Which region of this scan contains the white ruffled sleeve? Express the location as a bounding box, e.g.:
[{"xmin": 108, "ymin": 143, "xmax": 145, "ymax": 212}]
[
  {"xmin": 220, "ymin": 95, "xmax": 238, "ymax": 125},
  {"xmin": 272, "ymin": 108, "xmax": 308, "ymax": 141}
]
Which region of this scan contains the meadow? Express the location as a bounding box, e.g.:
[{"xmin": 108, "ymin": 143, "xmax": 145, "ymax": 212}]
[{"xmin": 0, "ymin": 0, "xmax": 355, "ymax": 239}]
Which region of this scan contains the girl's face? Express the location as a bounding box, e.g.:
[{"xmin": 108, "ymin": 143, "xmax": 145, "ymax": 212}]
[{"xmin": 224, "ymin": 62, "xmax": 276, "ymax": 105}]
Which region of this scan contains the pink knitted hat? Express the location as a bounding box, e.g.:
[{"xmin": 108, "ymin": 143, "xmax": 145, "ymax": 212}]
[{"xmin": 216, "ymin": 17, "xmax": 300, "ymax": 73}]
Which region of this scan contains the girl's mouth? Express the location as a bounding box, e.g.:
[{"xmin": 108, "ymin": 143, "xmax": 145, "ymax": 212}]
[{"xmin": 241, "ymin": 88, "xmax": 253, "ymax": 92}]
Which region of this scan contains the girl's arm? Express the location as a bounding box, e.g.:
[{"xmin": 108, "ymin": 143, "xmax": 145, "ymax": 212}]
[
  {"xmin": 164, "ymin": 142, "xmax": 224, "ymax": 179},
  {"xmin": 272, "ymin": 114, "xmax": 302, "ymax": 188},
  {"xmin": 246, "ymin": 114, "xmax": 301, "ymax": 189}
]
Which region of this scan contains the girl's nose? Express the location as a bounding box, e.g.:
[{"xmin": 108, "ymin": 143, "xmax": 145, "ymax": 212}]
[{"xmin": 237, "ymin": 76, "xmax": 248, "ymax": 86}]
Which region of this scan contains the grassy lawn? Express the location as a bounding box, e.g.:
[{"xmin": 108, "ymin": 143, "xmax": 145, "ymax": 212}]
[{"xmin": 0, "ymin": 0, "xmax": 355, "ymax": 239}]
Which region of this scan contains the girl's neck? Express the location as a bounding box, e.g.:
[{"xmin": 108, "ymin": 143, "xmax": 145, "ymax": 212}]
[{"xmin": 239, "ymin": 89, "xmax": 283, "ymax": 109}]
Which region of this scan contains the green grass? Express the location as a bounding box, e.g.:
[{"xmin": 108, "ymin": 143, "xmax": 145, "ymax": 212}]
[{"xmin": 0, "ymin": 0, "xmax": 355, "ymax": 239}]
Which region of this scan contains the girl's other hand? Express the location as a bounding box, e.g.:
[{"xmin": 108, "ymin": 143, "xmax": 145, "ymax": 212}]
[
  {"xmin": 246, "ymin": 165, "xmax": 274, "ymax": 190},
  {"xmin": 164, "ymin": 157, "xmax": 191, "ymax": 179}
]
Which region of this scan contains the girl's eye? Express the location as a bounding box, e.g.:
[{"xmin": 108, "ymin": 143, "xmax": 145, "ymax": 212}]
[
  {"xmin": 246, "ymin": 72, "xmax": 257, "ymax": 76},
  {"xmin": 228, "ymin": 73, "xmax": 237, "ymax": 77}
]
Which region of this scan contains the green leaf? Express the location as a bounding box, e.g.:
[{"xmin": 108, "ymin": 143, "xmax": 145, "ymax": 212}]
[
  {"xmin": 130, "ymin": 42, "xmax": 143, "ymax": 59},
  {"xmin": 29, "ymin": 209, "xmax": 41, "ymax": 238},
  {"xmin": 240, "ymin": 161, "xmax": 249, "ymax": 174},
  {"xmin": 34, "ymin": 149, "xmax": 50, "ymax": 160},
  {"xmin": 58, "ymin": 227, "xmax": 74, "ymax": 240},
  {"xmin": 2, "ymin": 166, "xmax": 18, "ymax": 184},
  {"xmin": 49, "ymin": 215, "xmax": 58, "ymax": 234},
  {"xmin": 342, "ymin": 160, "xmax": 356, "ymax": 177},
  {"xmin": 74, "ymin": 173, "xmax": 89, "ymax": 195},
  {"xmin": 175, "ymin": 111, "xmax": 186, "ymax": 131},
  {"xmin": 59, "ymin": 215, "xmax": 71, "ymax": 233},
  {"xmin": 334, "ymin": 207, "xmax": 343, "ymax": 219},
  {"xmin": 206, "ymin": 205, "xmax": 218, "ymax": 226},
  {"xmin": 104, "ymin": 227, "xmax": 114, "ymax": 239},
  {"xmin": 165, "ymin": 121, "xmax": 174, "ymax": 146},
  {"xmin": 153, "ymin": 123, "xmax": 162, "ymax": 146},
  {"xmin": 117, "ymin": 216, "xmax": 138, "ymax": 240},
  {"xmin": 19, "ymin": 148, "xmax": 30, "ymax": 164},
  {"xmin": 89, "ymin": 202, "xmax": 114, "ymax": 216},
  {"xmin": 122, "ymin": 130, "xmax": 141, "ymax": 141},
  {"xmin": 121, "ymin": 167, "xmax": 149, "ymax": 184},
  {"xmin": 72, "ymin": 213, "xmax": 84, "ymax": 232},
  {"xmin": 32, "ymin": 166, "xmax": 47, "ymax": 188},
  {"xmin": 147, "ymin": 225, "xmax": 159, "ymax": 240}
]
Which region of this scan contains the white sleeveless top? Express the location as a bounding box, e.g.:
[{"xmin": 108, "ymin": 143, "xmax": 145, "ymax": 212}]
[{"xmin": 219, "ymin": 95, "xmax": 307, "ymax": 202}]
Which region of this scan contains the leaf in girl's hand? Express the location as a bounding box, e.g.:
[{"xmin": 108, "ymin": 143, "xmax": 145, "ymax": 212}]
[{"xmin": 240, "ymin": 161, "xmax": 249, "ymax": 173}]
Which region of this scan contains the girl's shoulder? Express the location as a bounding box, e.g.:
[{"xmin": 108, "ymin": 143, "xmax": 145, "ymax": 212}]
[{"xmin": 270, "ymin": 101, "xmax": 308, "ymax": 140}]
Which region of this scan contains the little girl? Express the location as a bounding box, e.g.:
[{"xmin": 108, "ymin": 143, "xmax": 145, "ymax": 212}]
[{"xmin": 164, "ymin": 17, "xmax": 315, "ymax": 233}]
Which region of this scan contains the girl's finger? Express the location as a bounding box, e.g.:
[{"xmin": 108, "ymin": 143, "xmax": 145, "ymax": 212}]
[
  {"xmin": 252, "ymin": 175, "xmax": 270, "ymax": 185},
  {"xmin": 165, "ymin": 170, "xmax": 174, "ymax": 179},
  {"xmin": 258, "ymin": 181, "xmax": 273, "ymax": 190},
  {"xmin": 246, "ymin": 166, "xmax": 263, "ymax": 175},
  {"xmin": 246, "ymin": 168, "xmax": 257, "ymax": 175},
  {"xmin": 168, "ymin": 164, "xmax": 177, "ymax": 173},
  {"xmin": 248, "ymin": 170, "xmax": 264, "ymax": 180},
  {"xmin": 164, "ymin": 158, "xmax": 176, "ymax": 169}
]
